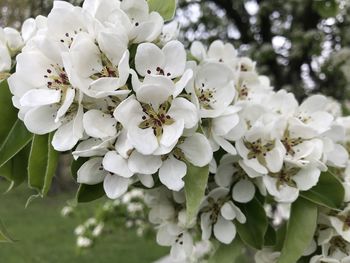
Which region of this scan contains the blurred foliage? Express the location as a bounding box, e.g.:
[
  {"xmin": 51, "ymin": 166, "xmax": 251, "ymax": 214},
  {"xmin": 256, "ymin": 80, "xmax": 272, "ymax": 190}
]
[
  {"xmin": 177, "ymin": 0, "xmax": 350, "ymax": 102},
  {"xmin": 1, "ymin": 0, "xmax": 350, "ymax": 102}
]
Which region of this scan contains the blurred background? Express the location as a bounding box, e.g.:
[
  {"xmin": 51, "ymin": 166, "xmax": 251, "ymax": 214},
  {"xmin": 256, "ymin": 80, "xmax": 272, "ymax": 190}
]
[{"xmin": 0, "ymin": 0, "xmax": 350, "ymax": 262}]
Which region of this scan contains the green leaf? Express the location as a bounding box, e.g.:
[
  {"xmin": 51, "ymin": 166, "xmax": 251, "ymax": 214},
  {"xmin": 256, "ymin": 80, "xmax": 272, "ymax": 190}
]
[
  {"xmin": 76, "ymin": 183, "xmax": 105, "ymax": 203},
  {"xmin": 28, "ymin": 133, "xmax": 59, "ymax": 197},
  {"xmin": 0, "ymin": 145, "xmax": 30, "ymax": 192},
  {"xmin": 0, "ymin": 80, "xmax": 18, "ymax": 144},
  {"xmin": 264, "ymin": 224, "xmax": 277, "ymax": 247},
  {"xmin": 277, "ymin": 198, "xmax": 318, "ymax": 263},
  {"xmin": 274, "ymin": 223, "xmax": 287, "ymax": 251},
  {"xmin": 208, "ymin": 239, "xmax": 245, "ymax": 263},
  {"xmin": 147, "ymin": 0, "xmax": 176, "ymax": 21},
  {"xmin": 0, "ymin": 220, "xmax": 14, "ymax": 243},
  {"xmin": 236, "ymin": 198, "xmax": 268, "ymax": 249},
  {"xmin": 184, "ymin": 163, "xmax": 209, "ymax": 225},
  {"xmin": 300, "ymin": 171, "xmax": 344, "ymax": 210},
  {"xmin": 0, "ymin": 120, "xmax": 33, "ymax": 168}
]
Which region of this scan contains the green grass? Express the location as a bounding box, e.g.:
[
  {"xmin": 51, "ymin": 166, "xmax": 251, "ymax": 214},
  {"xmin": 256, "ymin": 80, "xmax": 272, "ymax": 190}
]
[{"xmin": 0, "ymin": 182, "xmax": 168, "ymax": 263}]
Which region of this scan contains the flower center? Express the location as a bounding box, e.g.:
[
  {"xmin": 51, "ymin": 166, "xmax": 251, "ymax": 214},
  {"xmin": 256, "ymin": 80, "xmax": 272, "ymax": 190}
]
[
  {"xmin": 269, "ymin": 166, "xmax": 299, "ymax": 189},
  {"xmin": 90, "ymin": 53, "xmax": 119, "ymax": 80},
  {"xmin": 244, "ymin": 139, "xmax": 275, "ymax": 166},
  {"xmin": 195, "ymin": 83, "xmax": 216, "ymax": 109},
  {"xmin": 44, "ymin": 65, "xmax": 73, "ymax": 104},
  {"xmin": 282, "ymin": 131, "xmax": 303, "ymax": 156},
  {"xmin": 237, "ymin": 82, "xmax": 249, "ymax": 100},
  {"xmin": 329, "ymin": 236, "xmax": 348, "ymax": 256},
  {"xmin": 138, "ymin": 96, "xmax": 175, "ymax": 138}
]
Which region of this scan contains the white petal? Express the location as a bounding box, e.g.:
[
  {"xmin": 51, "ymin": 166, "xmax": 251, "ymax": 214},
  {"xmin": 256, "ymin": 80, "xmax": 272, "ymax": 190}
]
[
  {"xmin": 137, "ymin": 174, "xmax": 154, "ymax": 188},
  {"xmin": 243, "ymin": 158, "xmax": 268, "ymax": 174},
  {"xmin": 56, "ymin": 88, "xmax": 75, "ymax": 121},
  {"xmin": 88, "ymin": 77, "xmax": 130, "ymax": 98},
  {"xmin": 103, "ymin": 174, "xmax": 129, "ymax": 199},
  {"xmin": 294, "ymin": 166, "xmax": 320, "ymax": 191},
  {"xmin": 0, "ymin": 43, "xmax": 11, "ymax": 72},
  {"xmin": 115, "ymin": 129, "xmax": 133, "ymax": 158},
  {"xmin": 174, "ymin": 69, "xmax": 193, "ymax": 97},
  {"xmin": 159, "ymin": 156, "xmax": 187, "ymax": 191},
  {"xmin": 162, "ymin": 40, "xmax": 186, "ymax": 78},
  {"xmin": 220, "ymin": 201, "xmax": 236, "ymax": 220},
  {"xmin": 168, "ymin": 97, "xmax": 198, "ymax": 129},
  {"xmin": 128, "ymin": 151, "xmax": 162, "ymax": 174},
  {"xmin": 330, "ymin": 216, "xmax": 350, "ymax": 243},
  {"xmin": 52, "ymin": 107, "xmax": 83, "ymax": 151},
  {"xmin": 327, "ymin": 144, "xmax": 349, "ymax": 168},
  {"xmin": 77, "ymin": 158, "xmax": 106, "ymax": 185},
  {"xmin": 97, "ymin": 31, "xmax": 128, "ymax": 66},
  {"xmin": 215, "ymin": 163, "xmax": 234, "ymax": 187},
  {"xmin": 265, "ymin": 143, "xmax": 285, "ymax": 173},
  {"xmin": 136, "ymin": 75, "xmax": 173, "ymax": 109},
  {"xmin": 72, "ymin": 138, "xmax": 108, "ymax": 159},
  {"xmin": 135, "ymin": 42, "xmax": 164, "ymax": 76},
  {"xmin": 132, "ymin": 12, "xmax": 163, "ymax": 43},
  {"xmin": 238, "ymin": 160, "xmax": 263, "ymax": 178},
  {"xmin": 213, "ymin": 134, "xmax": 237, "ymax": 155},
  {"xmin": 213, "ymin": 215, "xmax": 236, "ymax": 244},
  {"xmin": 200, "ymin": 212, "xmax": 212, "ymax": 240},
  {"xmin": 128, "ymin": 126, "xmax": 159, "ymax": 155},
  {"xmin": 178, "ymin": 133, "xmax": 213, "ymax": 167},
  {"xmin": 83, "ymin": 110, "xmax": 117, "ymax": 139},
  {"xmin": 263, "ymin": 176, "xmax": 299, "ymax": 203},
  {"xmin": 170, "ymin": 233, "xmax": 193, "ymax": 262},
  {"xmin": 20, "ymin": 89, "xmax": 61, "ymax": 107},
  {"xmin": 114, "ymin": 95, "xmax": 143, "ymax": 128},
  {"xmin": 102, "ymin": 151, "xmax": 133, "ymax": 178},
  {"xmin": 24, "ymin": 105, "xmax": 61, "ymax": 134},
  {"xmin": 69, "ymin": 33, "xmax": 102, "ymax": 78},
  {"xmin": 160, "ymin": 119, "xmax": 184, "ymax": 148},
  {"xmin": 232, "ymin": 179, "xmax": 255, "ymax": 203},
  {"xmin": 156, "ymin": 225, "xmax": 176, "ymax": 246}
]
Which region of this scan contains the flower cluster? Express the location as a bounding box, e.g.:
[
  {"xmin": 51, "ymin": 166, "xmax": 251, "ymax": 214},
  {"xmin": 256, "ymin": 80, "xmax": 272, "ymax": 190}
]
[
  {"xmin": 6, "ymin": 0, "xmax": 350, "ymax": 261},
  {"xmin": 63, "ymin": 188, "xmax": 149, "ymax": 249}
]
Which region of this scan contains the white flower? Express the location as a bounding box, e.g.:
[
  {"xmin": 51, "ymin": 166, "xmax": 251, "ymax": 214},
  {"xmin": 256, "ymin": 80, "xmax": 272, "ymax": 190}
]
[
  {"xmin": 330, "ymin": 205, "xmax": 350, "ymax": 243},
  {"xmin": 157, "ymin": 223, "xmax": 194, "ymax": 262},
  {"xmin": 77, "ymin": 236, "xmax": 93, "ymax": 248},
  {"xmin": 236, "ymin": 117, "xmax": 286, "ymax": 176},
  {"xmin": 200, "ymin": 188, "xmax": 246, "ymax": 244},
  {"xmin": 215, "ymin": 154, "xmax": 256, "ymax": 203},
  {"xmin": 312, "ymin": 227, "xmax": 350, "ymax": 262},
  {"xmin": 21, "ymin": 16, "xmax": 47, "ymax": 43},
  {"xmin": 2, "ymin": 27, "xmax": 24, "ymax": 53},
  {"xmin": 263, "ymin": 164, "xmax": 321, "ymax": 203},
  {"xmin": 158, "ymin": 133, "xmax": 212, "ymax": 191},
  {"xmin": 190, "ymin": 40, "xmax": 238, "ymax": 69},
  {"xmin": 114, "ymin": 78, "xmax": 198, "ymax": 155},
  {"xmin": 206, "ymin": 105, "xmax": 241, "ymax": 154},
  {"xmin": 61, "ymin": 32, "xmax": 130, "ymax": 99},
  {"xmin": 159, "ymin": 21, "xmax": 180, "ymax": 45},
  {"xmin": 294, "ymin": 95, "xmax": 334, "ymax": 136},
  {"xmin": 8, "ymin": 45, "xmax": 84, "ymax": 151},
  {"xmin": 0, "ymin": 26, "xmax": 24, "ymax": 72},
  {"xmin": 135, "ymin": 40, "xmax": 189, "ymax": 83},
  {"xmin": 120, "ymin": 0, "xmax": 164, "ymax": 43},
  {"xmin": 92, "ymin": 223, "xmax": 104, "ymax": 237},
  {"xmin": 235, "ymin": 71, "xmax": 273, "ymax": 104},
  {"xmin": 190, "ymin": 62, "xmax": 235, "ymax": 118}
]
